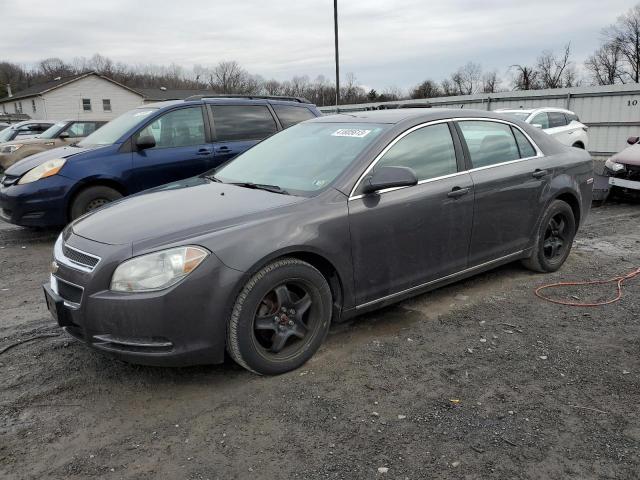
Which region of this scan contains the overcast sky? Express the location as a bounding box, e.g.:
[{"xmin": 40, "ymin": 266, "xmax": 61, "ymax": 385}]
[{"xmin": 0, "ymin": 0, "xmax": 636, "ymax": 89}]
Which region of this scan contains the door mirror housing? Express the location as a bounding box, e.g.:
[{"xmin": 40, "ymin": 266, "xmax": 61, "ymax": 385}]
[
  {"xmin": 361, "ymin": 166, "xmax": 418, "ymax": 194},
  {"xmin": 627, "ymin": 136, "xmax": 639, "ymax": 145},
  {"xmin": 58, "ymin": 131, "xmax": 70, "ymax": 140},
  {"xmin": 136, "ymin": 135, "xmax": 156, "ymax": 150}
]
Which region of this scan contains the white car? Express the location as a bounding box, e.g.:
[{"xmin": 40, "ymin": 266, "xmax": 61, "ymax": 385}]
[{"xmin": 495, "ymin": 108, "xmax": 589, "ymax": 150}]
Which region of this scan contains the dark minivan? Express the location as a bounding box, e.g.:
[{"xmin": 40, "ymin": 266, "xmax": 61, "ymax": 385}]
[{"xmin": 0, "ymin": 96, "xmax": 321, "ymax": 226}]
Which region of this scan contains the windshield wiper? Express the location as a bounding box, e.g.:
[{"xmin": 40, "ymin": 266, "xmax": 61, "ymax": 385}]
[
  {"xmin": 203, "ymin": 173, "xmax": 223, "ymax": 183},
  {"xmin": 230, "ymin": 182, "xmax": 289, "ymax": 195}
]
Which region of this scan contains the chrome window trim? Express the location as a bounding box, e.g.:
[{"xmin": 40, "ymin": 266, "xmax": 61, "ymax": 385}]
[
  {"xmin": 348, "ymin": 117, "xmax": 544, "ymax": 201},
  {"xmin": 53, "ymin": 234, "xmax": 101, "ymax": 273},
  {"xmin": 355, "ymin": 250, "xmax": 524, "ymax": 310}
]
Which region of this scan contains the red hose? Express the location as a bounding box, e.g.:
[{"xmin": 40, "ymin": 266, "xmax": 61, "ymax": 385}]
[{"xmin": 534, "ymin": 266, "xmax": 640, "ymax": 307}]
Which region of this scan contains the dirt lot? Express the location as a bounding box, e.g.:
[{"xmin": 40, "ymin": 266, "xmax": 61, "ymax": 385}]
[{"xmin": 0, "ymin": 203, "xmax": 639, "ymax": 480}]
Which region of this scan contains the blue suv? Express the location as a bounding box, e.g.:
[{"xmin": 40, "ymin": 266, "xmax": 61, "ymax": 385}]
[{"xmin": 0, "ymin": 96, "xmax": 321, "ymax": 227}]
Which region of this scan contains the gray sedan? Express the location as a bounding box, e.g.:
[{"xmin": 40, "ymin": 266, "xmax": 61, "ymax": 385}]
[{"xmin": 44, "ymin": 109, "xmax": 593, "ymax": 374}]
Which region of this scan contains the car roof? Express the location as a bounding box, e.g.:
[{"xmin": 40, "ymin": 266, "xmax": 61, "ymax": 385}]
[
  {"xmin": 7, "ymin": 119, "xmax": 59, "ymax": 128},
  {"xmin": 496, "ymin": 107, "xmax": 575, "ymax": 115},
  {"xmin": 141, "ymin": 97, "xmax": 315, "ymax": 110},
  {"xmin": 310, "ymin": 108, "xmax": 520, "ymax": 125}
]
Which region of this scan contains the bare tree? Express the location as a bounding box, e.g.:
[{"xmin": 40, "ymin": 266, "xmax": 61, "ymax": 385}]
[
  {"xmin": 605, "ymin": 5, "xmax": 640, "ymax": 82},
  {"xmin": 585, "ymin": 42, "xmax": 625, "ymax": 85},
  {"xmin": 410, "ymin": 79, "xmax": 442, "ymax": 99},
  {"xmin": 537, "ymin": 43, "xmax": 572, "ymax": 88},
  {"xmin": 510, "ymin": 64, "xmax": 539, "ymax": 90},
  {"xmin": 37, "ymin": 58, "xmax": 73, "ymax": 78},
  {"xmin": 481, "ymin": 71, "xmax": 501, "ymax": 93},
  {"xmin": 440, "ymin": 79, "xmax": 457, "ymax": 96},
  {"xmin": 451, "ymin": 62, "xmax": 483, "ymax": 95}
]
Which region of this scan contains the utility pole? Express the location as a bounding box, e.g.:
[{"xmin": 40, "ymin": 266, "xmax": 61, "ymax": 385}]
[{"xmin": 334, "ymin": 0, "xmax": 340, "ymax": 112}]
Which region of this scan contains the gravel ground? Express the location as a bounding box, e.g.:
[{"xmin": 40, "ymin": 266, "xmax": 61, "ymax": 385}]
[{"xmin": 0, "ymin": 202, "xmax": 639, "ymax": 479}]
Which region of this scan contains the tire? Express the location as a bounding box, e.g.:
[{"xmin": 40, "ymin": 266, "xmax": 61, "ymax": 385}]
[
  {"xmin": 522, "ymin": 200, "xmax": 576, "ymax": 273},
  {"xmin": 227, "ymin": 258, "xmax": 332, "ymax": 375},
  {"xmin": 70, "ymin": 186, "xmax": 122, "ymax": 220}
]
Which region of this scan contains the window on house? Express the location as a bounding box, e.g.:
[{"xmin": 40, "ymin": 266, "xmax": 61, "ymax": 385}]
[
  {"xmin": 82, "ymin": 98, "xmax": 92, "ymax": 111},
  {"xmin": 102, "ymin": 99, "xmax": 112, "ymax": 112},
  {"xmin": 32, "ymin": 99, "xmax": 36, "ymax": 113}
]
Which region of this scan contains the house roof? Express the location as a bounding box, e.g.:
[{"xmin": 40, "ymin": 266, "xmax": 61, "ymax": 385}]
[
  {"xmin": 0, "ymin": 72, "xmax": 144, "ymax": 103},
  {"xmin": 135, "ymin": 87, "xmax": 217, "ymax": 101}
]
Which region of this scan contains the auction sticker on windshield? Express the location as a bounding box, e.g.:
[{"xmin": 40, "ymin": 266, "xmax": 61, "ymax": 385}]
[{"xmin": 331, "ymin": 128, "xmax": 372, "ymax": 138}]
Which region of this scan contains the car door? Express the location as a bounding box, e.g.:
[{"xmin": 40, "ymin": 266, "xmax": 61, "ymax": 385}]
[
  {"xmin": 348, "ymin": 122, "xmax": 474, "ymax": 306},
  {"xmin": 208, "ymin": 104, "xmax": 278, "ymax": 169},
  {"xmin": 132, "ymin": 106, "xmax": 214, "ymax": 192},
  {"xmin": 544, "ymin": 111, "xmax": 572, "ymax": 145},
  {"xmin": 456, "ymin": 120, "xmax": 552, "ymax": 266}
]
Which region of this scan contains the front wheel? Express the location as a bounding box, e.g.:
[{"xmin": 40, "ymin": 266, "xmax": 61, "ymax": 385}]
[
  {"xmin": 227, "ymin": 258, "xmax": 332, "ymax": 375},
  {"xmin": 70, "ymin": 186, "xmax": 122, "ymax": 220},
  {"xmin": 522, "ymin": 200, "xmax": 576, "ymax": 273}
]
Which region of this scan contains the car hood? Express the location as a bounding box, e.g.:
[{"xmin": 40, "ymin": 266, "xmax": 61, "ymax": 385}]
[
  {"xmin": 71, "ymin": 177, "xmax": 306, "ymax": 249},
  {"xmin": 610, "ymin": 144, "xmax": 640, "ymax": 166},
  {"xmin": 5, "ymin": 144, "xmax": 101, "ymax": 176}
]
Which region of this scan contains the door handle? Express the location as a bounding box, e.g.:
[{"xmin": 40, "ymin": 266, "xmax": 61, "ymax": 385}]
[
  {"xmin": 215, "ymin": 146, "xmax": 231, "ymax": 152},
  {"xmin": 447, "ymin": 186, "xmax": 470, "ymax": 198},
  {"xmin": 197, "ymin": 148, "xmax": 213, "ymax": 155},
  {"xmin": 532, "ymin": 169, "xmax": 548, "ymax": 179}
]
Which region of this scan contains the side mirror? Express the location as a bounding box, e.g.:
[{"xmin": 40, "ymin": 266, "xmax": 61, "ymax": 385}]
[
  {"xmin": 532, "ymin": 124, "xmax": 543, "ymax": 129},
  {"xmin": 59, "ymin": 131, "xmax": 70, "ymax": 140},
  {"xmin": 627, "ymin": 136, "xmax": 639, "ymax": 145},
  {"xmin": 136, "ymin": 134, "xmax": 156, "ymax": 150},
  {"xmin": 361, "ymin": 166, "xmax": 418, "ymax": 194}
]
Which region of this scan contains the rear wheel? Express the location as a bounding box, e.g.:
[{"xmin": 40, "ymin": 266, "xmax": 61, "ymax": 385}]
[
  {"xmin": 227, "ymin": 258, "xmax": 332, "ymax": 375},
  {"xmin": 522, "ymin": 200, "xmax": 576, "ymax": 273},
  {"xmin": 70, "ymin": 186, "xmax": 122, "ymax": 220}
]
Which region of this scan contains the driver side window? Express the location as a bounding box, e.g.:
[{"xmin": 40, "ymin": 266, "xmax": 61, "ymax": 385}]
[
  {"xmin": 375, "ymin": 123, "xmax": 457, "ymax": 181},
  {"xmin": 138, "ymin": 107, "xmax": 206, "ymax": 149}
]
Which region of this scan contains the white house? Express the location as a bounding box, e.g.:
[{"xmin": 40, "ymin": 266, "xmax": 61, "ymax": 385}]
[{"xmin": 0, "ymin": 72, "xmax": 146, "ymax": 121}]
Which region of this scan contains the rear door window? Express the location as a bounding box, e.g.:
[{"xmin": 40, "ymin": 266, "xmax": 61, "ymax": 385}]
[
  {"xmin": 211, "ymin": 105, "xmax": 278, "ymax": 141},
  {"xmin": 273, "ymin": 105, "xmax": 316, "ymax": 128},
  {"xmin": 512, "ymin": 128, "xmax": 537, "ymax": 158},
  {"xmin": 458, "ymin": 121, "xmax": 521, "ymax": 168},
  {"xmin": 65, "ymin": 122, "xmax": 101, "ymax": 138},
  {"xmin": 547, "ymin": 112, "xmax": 568, "ymax": 128}
]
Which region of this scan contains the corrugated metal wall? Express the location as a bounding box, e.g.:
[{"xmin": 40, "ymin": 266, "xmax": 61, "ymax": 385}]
[{"xmin": 320, "ymin": 84, "xmax": 640, "ymax": 160}]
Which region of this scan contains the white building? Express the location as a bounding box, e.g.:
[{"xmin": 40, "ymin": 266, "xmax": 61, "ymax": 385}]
[{"xmin": 0, "ymin": 72, "xmax": 146, "ymax": 121}]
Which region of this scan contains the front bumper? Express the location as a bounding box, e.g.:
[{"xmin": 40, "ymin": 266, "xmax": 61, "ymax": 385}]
[
  {"xmin": 0, "ymin": 174, "xmax": 71, "ymax": 227},
  {"xmin": 609, "ymin": 176, "xmax": 640, "ymax": 191},
  {"xmin": 45, "ymin": 232, "xmax": 245, "ymax": 367}
]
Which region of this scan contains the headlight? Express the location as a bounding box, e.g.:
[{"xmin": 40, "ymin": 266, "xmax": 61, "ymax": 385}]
[
  {"xmin": 605, "ymin": 158, "xmax": 625, "ymax": 172},
  {"xmin": 110, "ymin": 246, "xmax": 209, "ymax": 292},
  {"xmin": 0, "ymin": 144, "xmax": 23, "ymax": 154},
  {"xmin": 18, "ymin": 158, "xmax": 66, "ymax": 184}
]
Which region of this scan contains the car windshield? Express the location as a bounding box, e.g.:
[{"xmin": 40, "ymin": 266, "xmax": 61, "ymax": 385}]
[
  {"xmin": 78, "ymin": 108, "xmax": 158, "ymax": 147},
  {"xmin": 499, "ymin": 111, "xmax": 531, "ymax": 121},
  {"xmin": 39, "ymin": 122, "xmax": 67, "ymax": 139},
  {"xmin": 215, "ymin": 122, "xmax": 389, "ymax": 195},
  {"xmin": 0, "ymin": 125, "xmax": 19, "ymax": 142}
]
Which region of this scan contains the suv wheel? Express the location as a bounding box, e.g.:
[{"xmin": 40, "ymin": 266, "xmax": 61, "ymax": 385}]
[
  {"xmin": 227, "ymin": 258, "xmax": 332, "ymax": 375},
  {"xmin": 70, "ymin": 186, "xmax": 122, "ymax": 220},
  {"xmin": 522, "ymin": 200, "xmax": 576, "ymax": 273}
]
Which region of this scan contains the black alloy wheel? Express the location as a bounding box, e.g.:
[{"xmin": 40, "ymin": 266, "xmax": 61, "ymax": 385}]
[{"xmin": 227, "ymin": 258, "xmax": 332, "ymax": 375}]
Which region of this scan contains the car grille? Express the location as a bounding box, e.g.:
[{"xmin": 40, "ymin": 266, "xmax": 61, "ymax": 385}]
[
  {"xmin": 57, "ymin": 277, "xmax": 83, "ymax": 305},
  {"xmin": 614, "ymin": 164, "xmax": 640, "ymax": 181},
  {"xmin": 62, "ymin": 244, "xmax": 100, "ymax": 270}
]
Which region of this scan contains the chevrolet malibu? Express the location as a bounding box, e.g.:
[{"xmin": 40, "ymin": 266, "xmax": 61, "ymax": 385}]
[{"xmin": 44, "ymin": 109, "xmax": 593, "ymax": 375}]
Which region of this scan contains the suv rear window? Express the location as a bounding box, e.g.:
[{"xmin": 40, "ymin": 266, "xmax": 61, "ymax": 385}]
[
  {"xmin": 211, "ymin": 105, "xmax": 277, "ymax": 141},
  {"xmin": 273, "ymin": 105, "xmax": 316, "ymax": 128}
]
